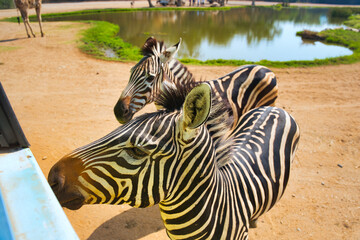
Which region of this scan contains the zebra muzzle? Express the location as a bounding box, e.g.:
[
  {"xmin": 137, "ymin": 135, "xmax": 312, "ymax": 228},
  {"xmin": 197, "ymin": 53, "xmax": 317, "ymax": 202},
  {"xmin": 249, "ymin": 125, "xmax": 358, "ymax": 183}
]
[
  {"xmin": 114, "ymin": 96, "xmax": 133, "ymax": 124},
  {"xmin": 48, "ymin": 156, "xmax": 86, "ymax": 210},
  {"xmin": 58, "ymin": 195, "xmax": 85, "ymax": 210}
]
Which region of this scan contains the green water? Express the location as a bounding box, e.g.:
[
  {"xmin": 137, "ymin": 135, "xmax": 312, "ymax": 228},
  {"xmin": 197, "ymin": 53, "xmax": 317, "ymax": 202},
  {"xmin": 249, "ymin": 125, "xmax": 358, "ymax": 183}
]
[{"xmin": 48, "ymin": 7, "xmax": 352, "ymax": 61}]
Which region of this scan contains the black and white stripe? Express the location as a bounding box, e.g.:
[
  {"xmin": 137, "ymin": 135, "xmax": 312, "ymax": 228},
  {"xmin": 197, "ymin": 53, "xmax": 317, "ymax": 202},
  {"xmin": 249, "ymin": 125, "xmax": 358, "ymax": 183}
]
[
  {"xmin": 49, "ymin": 85, "xmax": 299, "ymax": 239},
  {"xmin": 114, "ymin": 38, "xmax": 278, "ymax": 130}
]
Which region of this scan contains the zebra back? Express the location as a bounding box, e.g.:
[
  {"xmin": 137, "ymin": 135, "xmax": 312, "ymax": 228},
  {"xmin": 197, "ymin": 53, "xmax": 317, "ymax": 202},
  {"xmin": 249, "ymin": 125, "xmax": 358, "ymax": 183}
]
[{"xmin": 207, "ymin": 64, "xmax": 278, "ymax": 128}]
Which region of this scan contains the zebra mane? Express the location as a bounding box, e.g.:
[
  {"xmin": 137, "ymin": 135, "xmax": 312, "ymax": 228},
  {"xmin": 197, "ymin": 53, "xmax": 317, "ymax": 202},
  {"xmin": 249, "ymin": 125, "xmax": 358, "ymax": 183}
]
[
  {"xmin": 141, "ymin": 37, "xmax": 165, "ymax": 56},
  {"xmin": 154, "ymin": 80, "xmax": 197, "ymax": 112},
  {"xmin": 154, "ymin": 80, "xmax": 232, "ymax": 126}
]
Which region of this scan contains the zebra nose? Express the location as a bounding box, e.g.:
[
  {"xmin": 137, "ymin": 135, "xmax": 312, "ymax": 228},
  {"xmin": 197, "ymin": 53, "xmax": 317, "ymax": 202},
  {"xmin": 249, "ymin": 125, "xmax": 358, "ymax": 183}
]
[
  {"xmin": 48, "ymin": 164, "xmax": 65, "ymax": 194},
  {"xmin": 114, "ymin": 96, "xmax": 133, "ymax": 124},
  {"xmin": 48, "ymin": 157, "xmax": 85, "ymax": 210}
]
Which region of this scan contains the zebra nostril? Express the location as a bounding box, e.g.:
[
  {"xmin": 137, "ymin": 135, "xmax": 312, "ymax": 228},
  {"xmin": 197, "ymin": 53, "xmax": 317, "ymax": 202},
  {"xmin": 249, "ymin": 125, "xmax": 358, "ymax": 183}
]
[
  {"xmin": 48, "ymin": 168, "xmax": 65, "ymax": 194},
  {"xmin": 114, "ymin": 98, "xmax": 133, "ymax": 124},
  {"xmin": 50, "ymin": 181, "xmax": 59, "ymax": 190}
]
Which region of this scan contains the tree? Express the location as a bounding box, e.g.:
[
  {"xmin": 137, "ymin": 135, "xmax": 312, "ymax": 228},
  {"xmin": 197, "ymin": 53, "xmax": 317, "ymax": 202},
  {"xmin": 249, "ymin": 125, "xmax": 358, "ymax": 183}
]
[
  {"xmin": 176, "ymin": 0, "xmax": 182, "ymax": 6},
  {"xmin": 252, "ymin": 0, "xmax": 255, "ymax": 6},
  {"xmin": 147, "ymin": 0, "xmax": 155, "ymax": 7},
  {"xmin": 282, "ymin": 0, "xmax": 289, "ymax": 7},
  {"xmin": 0, "ymin": 0, "xmax": 15, "ymax": 9}
]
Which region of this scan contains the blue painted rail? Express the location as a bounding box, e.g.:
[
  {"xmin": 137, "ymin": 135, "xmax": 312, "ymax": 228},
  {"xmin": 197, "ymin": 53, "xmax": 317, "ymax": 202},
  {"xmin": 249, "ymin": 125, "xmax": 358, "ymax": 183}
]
[{"xmin": 0, "ymin": 148, "xmax": 79, "ymax": 240}]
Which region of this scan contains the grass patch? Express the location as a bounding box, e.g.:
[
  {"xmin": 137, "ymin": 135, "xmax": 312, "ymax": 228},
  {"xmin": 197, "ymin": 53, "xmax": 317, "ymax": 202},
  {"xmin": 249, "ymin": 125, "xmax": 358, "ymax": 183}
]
[
  {"xmin": 320, "ymin": 29, "xmax": 360, "ymax": 51},
  {"xmin": 344, "ymin": 14, "xmax": 360, "ymax": 29},
  {"xmin": 294, "ymin": 28, "xmax": 360, "ymax": 66},
  {"xmin": 79, "ymin": 21, "xmax": 142, "ymax": 61}
]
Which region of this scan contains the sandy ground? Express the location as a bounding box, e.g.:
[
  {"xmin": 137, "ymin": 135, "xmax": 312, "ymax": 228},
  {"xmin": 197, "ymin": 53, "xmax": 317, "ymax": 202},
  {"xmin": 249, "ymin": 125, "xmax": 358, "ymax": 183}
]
[{"xmin": 0, "ymin": 2, "xmax": 360, "ymax": 239}]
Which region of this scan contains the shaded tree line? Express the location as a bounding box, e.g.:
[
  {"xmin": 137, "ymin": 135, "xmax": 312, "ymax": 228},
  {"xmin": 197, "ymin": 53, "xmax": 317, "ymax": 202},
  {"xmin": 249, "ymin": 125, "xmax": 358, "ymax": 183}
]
[
  {"xmin": 0, "ymin": 0, "xmax": 14, "ymax": 9},
  {"xmin": 262, "ymin": 0, "xmax": 359, "ymax": 5},
  {"xmin": 2, "ymin": 0, "xmax": 358, "ymax": 9}
]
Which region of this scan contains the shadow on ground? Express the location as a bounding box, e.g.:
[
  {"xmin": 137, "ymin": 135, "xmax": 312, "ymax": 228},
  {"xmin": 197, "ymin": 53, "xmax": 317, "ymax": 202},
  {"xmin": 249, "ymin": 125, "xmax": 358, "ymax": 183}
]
[
  {"xmin": 88, "ymin": 205, "xmax": 165, "ymax": 240},
  {"xmin": 0, "ymin": 38, "xmax": 26, "ymax": 43}
]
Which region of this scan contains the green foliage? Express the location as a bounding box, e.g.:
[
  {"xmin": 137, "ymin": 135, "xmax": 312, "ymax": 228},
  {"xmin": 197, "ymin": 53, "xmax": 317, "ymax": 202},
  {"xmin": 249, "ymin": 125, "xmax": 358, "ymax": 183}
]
[
  {"xmin": 79, "ymin": 21, "xmax": 142, "ymax": 61},
  {"xmin": 0, "ymin": 0, "xmax": 14, "ymax": 9},
  {"xmin": 272, "ymin": 4, "xmax": 283, "ymax": 10},
  {"xmin": 319, "ymin": 29, "xmax": 360, "ymax": 63},
  {"xmin": 1, "ymin": 16, "xmax": 19, "ymax": 22},
  {"xmin": 344, "ymin": 15, "xmax": 360, "ymax": 29},
  {"xmin": 321, "ymin": 29, "xmax": 360, "ymax": 51},
  {"xmin": 329, "ymin": 8, "xmax": 352, "ymax": 18}
]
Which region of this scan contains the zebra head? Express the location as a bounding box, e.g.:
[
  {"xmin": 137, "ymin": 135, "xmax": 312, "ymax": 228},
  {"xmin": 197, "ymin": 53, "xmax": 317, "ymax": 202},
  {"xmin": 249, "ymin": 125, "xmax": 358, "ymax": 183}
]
[
  {"xmin": 48, "ymin": 84, "xmax": 212, "ymax": 210},
  {"xmin": 114, "ymin": 37, "xmax": 182, "ymax": 124}
]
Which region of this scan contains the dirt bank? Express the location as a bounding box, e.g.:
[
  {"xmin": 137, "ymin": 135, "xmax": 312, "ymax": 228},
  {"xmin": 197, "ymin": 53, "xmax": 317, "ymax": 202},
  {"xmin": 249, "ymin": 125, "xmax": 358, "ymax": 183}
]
[{"xmin": 0, "ymin": 7, "xmax": 359, "ymax": 240}]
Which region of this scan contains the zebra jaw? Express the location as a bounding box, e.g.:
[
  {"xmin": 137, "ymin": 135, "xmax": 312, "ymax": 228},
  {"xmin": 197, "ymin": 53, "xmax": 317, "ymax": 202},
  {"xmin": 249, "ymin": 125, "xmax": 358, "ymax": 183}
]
[{"xmin": 48, "ymin": 156, "xmax": 87, "ymax": 210}]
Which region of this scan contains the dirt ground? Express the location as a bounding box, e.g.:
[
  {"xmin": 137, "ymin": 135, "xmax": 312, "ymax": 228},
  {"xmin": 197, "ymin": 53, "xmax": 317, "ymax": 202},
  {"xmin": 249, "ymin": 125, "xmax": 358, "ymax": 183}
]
[{"xmin": 0, "ymin": 2, "xmax": 360, "ymax": 239}]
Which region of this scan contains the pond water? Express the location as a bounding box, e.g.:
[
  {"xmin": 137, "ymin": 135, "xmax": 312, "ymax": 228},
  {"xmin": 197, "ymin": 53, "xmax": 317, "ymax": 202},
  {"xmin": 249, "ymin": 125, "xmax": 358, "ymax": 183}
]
[{"xmin": 48, "ymin": 7, "xmax": 353, "ymax": 61}]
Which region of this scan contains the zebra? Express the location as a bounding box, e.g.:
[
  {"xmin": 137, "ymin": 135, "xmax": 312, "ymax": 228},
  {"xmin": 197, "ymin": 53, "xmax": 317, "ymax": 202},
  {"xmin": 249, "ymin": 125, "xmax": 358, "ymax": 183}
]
[
  {"xmin": 114, "ymin": 37, "xmax": 278, "ymax": 129},
  {"xmin": 49, "ymin": 83, "xmax": 300, "ymax": 239}
]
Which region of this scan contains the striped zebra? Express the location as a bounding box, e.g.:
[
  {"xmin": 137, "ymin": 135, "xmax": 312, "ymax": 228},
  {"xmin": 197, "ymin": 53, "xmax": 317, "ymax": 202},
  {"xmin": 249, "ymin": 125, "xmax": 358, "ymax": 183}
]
[
  {"xmin": 114, "ymin": 37, "xmax": 278, "ymax": 129},
  {"xmin": 49, "ymin": 83, "xmax": 300, "ymax": 240}
]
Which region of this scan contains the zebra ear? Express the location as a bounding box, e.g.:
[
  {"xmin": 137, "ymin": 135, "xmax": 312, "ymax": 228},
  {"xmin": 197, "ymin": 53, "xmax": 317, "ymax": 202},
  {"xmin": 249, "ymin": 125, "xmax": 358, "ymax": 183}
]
[
  {"xmin": 160, "ymin": 38, "xmax": 182, "ymax": 64},
  {"xmin": 182, "ymin": 83, "xmax": 211, "ymax": 129}
]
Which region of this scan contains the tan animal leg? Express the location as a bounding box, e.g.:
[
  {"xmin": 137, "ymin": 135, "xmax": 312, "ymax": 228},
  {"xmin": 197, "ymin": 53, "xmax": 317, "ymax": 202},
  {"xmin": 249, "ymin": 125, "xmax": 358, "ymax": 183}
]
[
  {"xmin": 21, "ymin": 9, "xmax": 35, "ymax": 38},
  {"xmin": 35, "ymin": 0, "xmax": 44, "ymax": 37}
]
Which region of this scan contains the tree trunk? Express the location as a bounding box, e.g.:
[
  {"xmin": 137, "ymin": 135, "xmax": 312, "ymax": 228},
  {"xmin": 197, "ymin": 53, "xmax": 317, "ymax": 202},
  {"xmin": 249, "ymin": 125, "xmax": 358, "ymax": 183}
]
[
  {"xmin": 252, "ymin": 0, "xmax": 255, "ymax": 6},
  {"xmin": 147, "ymin": 0, "xmax": 155, "ymax": 7}
]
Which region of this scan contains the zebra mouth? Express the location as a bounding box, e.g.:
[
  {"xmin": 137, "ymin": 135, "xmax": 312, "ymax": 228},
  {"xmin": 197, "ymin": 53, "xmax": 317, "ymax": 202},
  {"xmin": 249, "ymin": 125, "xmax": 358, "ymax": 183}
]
[
  {"xmin": 60, "ymin": 196, "xmax": 85, "ymax": 210},
  {"xmin": 116, "ymin": 108, "xmax": 134, "ymax": 124},
  {"xmin": 114, "ymin": 97, "xmax": 134, "ymax": 124}
]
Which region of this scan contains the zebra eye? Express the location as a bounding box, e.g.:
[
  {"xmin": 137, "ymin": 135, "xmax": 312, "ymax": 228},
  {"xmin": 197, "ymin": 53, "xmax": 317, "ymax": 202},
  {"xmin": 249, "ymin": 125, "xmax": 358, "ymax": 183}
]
[
  {"xmin": 125, "ymin": 147, "xmax": 148, "ymax": 159},
  {"xmin": 145, "ymin": 73, "xmax": 155, "ymax": 81}
]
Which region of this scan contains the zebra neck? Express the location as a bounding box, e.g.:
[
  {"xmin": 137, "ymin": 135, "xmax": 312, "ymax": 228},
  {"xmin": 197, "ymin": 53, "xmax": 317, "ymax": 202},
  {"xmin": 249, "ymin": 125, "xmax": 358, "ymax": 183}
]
[
  {"xmin": 152, "ymin": 65, "xmax": 165, "ymax": 101},
  {"xmin": 163, "ymin": 59, "xmax": 195, "ymax": 87},
  {"xmin": 158, "ymin": 130, "xmax": 249, "ymax": 239}
]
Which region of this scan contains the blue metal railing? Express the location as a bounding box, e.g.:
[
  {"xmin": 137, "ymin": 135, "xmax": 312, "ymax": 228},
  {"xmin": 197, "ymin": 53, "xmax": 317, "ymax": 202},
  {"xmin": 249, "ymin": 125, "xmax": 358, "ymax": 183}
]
[
  {"xmin": 0, "ymin": 188, "xmax": 14, "ymax": 240},
  {"xmin": 0, "ymin": 148, "xmax": 79, "ymax": 240}
]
